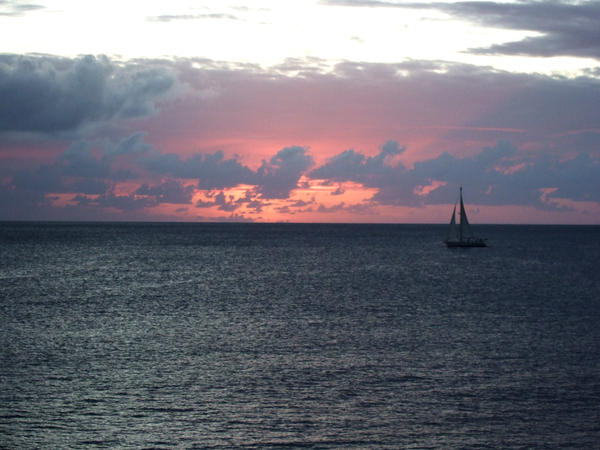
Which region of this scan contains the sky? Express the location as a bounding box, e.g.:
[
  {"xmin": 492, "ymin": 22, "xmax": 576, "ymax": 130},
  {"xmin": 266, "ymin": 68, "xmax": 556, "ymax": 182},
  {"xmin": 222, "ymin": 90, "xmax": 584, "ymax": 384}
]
[{"xmin": 1, "ymin": 0, "xmax": 600, "ymax": 223}]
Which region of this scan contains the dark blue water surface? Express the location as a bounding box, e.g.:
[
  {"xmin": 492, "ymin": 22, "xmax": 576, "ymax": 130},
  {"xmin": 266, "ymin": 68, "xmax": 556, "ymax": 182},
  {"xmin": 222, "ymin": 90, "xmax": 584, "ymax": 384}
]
[{"xmin": 1, "ymin": 223, "xmax": 599, "ymax": 448}]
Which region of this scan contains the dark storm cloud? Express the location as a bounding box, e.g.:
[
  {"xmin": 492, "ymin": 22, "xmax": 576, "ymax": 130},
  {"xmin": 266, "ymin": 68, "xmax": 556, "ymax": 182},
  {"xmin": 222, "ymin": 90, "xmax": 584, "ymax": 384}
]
[
  {"xmin": 0, "ymin": 54, "xmax": 174, "ymax": 134},
  {"xmin": 321, "ymin": 1, "xmax": 600, "ymax": 59}
]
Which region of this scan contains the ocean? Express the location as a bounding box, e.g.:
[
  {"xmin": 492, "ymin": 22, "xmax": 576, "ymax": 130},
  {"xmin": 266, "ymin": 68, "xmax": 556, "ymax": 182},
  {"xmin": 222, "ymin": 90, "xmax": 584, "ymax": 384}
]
[{"xmin": 1, "ymin": 222, "xmax": 599, "ymax": 448}]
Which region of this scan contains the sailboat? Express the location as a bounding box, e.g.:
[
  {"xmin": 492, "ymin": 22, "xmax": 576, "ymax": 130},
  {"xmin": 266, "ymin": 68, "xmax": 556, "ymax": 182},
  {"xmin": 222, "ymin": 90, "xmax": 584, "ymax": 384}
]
[{"xmin": 444, "ymin": 187, "xmax": 487, "ymax": 247}]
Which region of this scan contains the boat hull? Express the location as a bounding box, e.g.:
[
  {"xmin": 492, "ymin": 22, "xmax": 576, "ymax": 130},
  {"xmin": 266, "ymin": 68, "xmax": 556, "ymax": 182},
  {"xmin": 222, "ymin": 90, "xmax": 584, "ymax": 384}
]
[{"xmin": 444, "ymin": 239, "xmax": 487, "ymax": 248}]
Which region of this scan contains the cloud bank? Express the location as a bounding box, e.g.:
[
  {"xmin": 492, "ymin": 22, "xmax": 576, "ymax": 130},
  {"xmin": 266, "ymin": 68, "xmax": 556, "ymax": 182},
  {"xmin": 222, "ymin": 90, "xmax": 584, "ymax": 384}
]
[
  {"xmin": 322, "ymin": 0, "xmax": 600, "ymax": 60},
  {"xmin": 1, "ymin": 54, "xmax": 599, "ymax": 222},
  {"xmin": 0, "ymin": 54, "xmax": 174, "ymax": 134},
  {"xmin": 0, "ymin": 1, "xmax": 44, "ymax": 17}
]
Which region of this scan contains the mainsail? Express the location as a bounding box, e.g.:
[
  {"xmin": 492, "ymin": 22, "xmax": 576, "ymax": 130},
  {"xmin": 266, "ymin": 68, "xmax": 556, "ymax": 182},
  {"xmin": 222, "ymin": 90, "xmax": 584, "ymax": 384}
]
[{"xmin": 458, "ymin": 187, "xmax": 474, "ymax": 241}]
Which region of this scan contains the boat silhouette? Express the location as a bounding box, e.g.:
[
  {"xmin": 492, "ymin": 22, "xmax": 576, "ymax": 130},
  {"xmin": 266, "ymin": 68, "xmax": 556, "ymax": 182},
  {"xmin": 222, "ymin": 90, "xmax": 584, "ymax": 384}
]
[{"xmin": 444, "ymin": 187, "xmax": 487, "ymax": 247}]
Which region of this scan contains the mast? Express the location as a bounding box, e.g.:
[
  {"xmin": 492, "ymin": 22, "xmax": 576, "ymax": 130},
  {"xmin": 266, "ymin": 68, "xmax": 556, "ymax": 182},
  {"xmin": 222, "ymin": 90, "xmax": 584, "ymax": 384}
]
[
  {"xmin": 444, "ymin": 186, "xmax": 486, "ymax": 247},
  {"xmin": 459, "ymin": 187, "xmax": 464, "ymax": 241},
  {"xmin": 459, "ymin": 186, "xmax": 473, "ymax": 241}
]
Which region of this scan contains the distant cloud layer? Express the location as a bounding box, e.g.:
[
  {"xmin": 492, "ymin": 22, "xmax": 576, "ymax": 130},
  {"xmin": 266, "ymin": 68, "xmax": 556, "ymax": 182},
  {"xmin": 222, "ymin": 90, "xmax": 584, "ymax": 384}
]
[
  {"xmin": 1, "ymin": 53, "xmax": 599, "ymax": 222},
  {"xmin": 147, "ymin": 13, "xmax": 240, "ymax": 22},
  {"xmin": 322, "ymin": 0, "xmax": 600, "ymax": 60},
  {"xmin": 435, "ymin": 1, "xmax": 600, "ymax": 59},
  {"xmin": 0, "ymin": 1, "xmax": 44, "ymax": 17},
  {"xmin": 313, "ymin": 140, "xmax": 600, "ymax": 208},
  {"xmin": 3, "ymin": 133, "xmax": 599, "ymax": 220},
  {"xmin": 0, "ymin": 55, "xmax": 174, "ymax": 134}
]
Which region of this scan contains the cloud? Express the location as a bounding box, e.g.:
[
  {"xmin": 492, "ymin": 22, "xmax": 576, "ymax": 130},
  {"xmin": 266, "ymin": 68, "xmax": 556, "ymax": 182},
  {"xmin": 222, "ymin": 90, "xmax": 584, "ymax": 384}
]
[
  {"xmin": 93, "ymin": 192, "xmax": 158, "ymax": 211},
  {"xmin": 317, "ymin": 202, "xmax": 347, "ymax": 213},
  {"xmin": 310, "ymin": 139, "xmax": 417, "ymax": 205},
  {"xmin": 196, "ymin": 191, "xmax": 243, "ymax": 212},
  {"xmin": 310, "ymin": 140, "xmax": 404, "ymax": 181},
  {"xmin": 0, "ymin": 54, "xmax": 174, "ymax": 134},
  {"xmin": 0, "ymin": 1, "xmax": 44, "ymax": 17},
  {"xmin": 10, "ymin": 150, "xmax": 110, "ymax": 196},
  {"xmin": 311, "ymin": 139, "xmax": 600, "ymax": 210},
  {"xmin": 3, "ymin": 134, "xmax": 600, "ymax": 219},
  {"xmin": 135, "ymin": 179, "xmax": 195, "ymax": 204},
  {"xmin": 4, "ymin": 133, "xmax": 156, "ymax": 211},
  {"xmin": 440, "ymin": 1, "xmax": 600, "ymax": 60},
  {"xmin": 195, "ymin": 188, "xmax": 270, "ymax": 213},
  {"xmin": 2, "ymin": 55, "xmax": 600, "ymax": 221},
  {"xmin": 255, "ymin": 146, "xmax": 314, "ymax": 198},
  {"xmin": 0, "ymin": 131, "xmax": 319, "ymax": 215},
  {"xmin": 319, "ymin": 0, "xmax": 399, "ymax": 7},
  {"xmin": 143, "ymin": 149, "xmax": 254, "ymax": 189},
  {"xmin": 147, "ymin": 13, "xmax": 239, "ymax": 22},
  {"xmin": 321, "ymin": 1, "xmax": 600, "ymax": 60},
  {"xmin": 158, "ymin": 57, "xmax": 600, "ymax": 172}
]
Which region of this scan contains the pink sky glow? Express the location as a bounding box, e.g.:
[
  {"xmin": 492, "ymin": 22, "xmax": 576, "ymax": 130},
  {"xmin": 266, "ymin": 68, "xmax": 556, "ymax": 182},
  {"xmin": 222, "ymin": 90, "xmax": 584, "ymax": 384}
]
[{"xmin": 1, "ymin": 1, "xmax": 600, "ymax": 223}]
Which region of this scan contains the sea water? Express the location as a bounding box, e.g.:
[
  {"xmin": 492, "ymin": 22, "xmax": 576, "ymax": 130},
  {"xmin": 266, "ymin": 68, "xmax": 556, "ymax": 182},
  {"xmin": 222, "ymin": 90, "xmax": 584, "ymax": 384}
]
[{"xmin": 1, "ymin": 223, "xmax": 599, "ymax": 448}]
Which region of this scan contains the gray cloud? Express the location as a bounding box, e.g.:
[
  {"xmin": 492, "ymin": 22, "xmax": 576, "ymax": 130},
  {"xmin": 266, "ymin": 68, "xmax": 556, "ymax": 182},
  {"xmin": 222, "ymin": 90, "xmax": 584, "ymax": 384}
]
[
  {"xmin": 441, "ymin": 1, "xmax": 600, "ymax": 59},
  {"xmin": 4, "ymin": 133, "xmax": 155, "ymax": 211},
  {"xmin": 135, "ymin": 179, "xmax": 195, "ymax": 204},
  {"xmin": 310, "ymin": 139, "xmax": 600, "ymax": 209},
  {"xmin": 0, "ymin": 1, "xmax": 44, "ymax": 17},
  {"xmin": 143, "ymin": 149, "xmax": 254, "ymax": 189},
  {"xmin": 169, "ymin": 56, "xmax": 600, "ymax": 167},
  {"xmin": 321, "ymin": 1, "xmax": 600, "ymax": 60},
  {"xmin": 1, "ymin": 132, "xmax": 318, "ymax": 215},
  {"xmin": 147, "ymin": 13, "xmax": 239, "ymax": 22},
  {"xmin": 311, "ymin": 140, "xmax": 404, "ymax": 181},
  {"xmin": 196, "ymin": 191, "xmax": 240, "ymax": 212},
  {"xmin": 3, "ymin": 135, "xmax": 600, "ymax": 218},
  {"xmin": 2, "ymin": 55, "xmax": 600, "ymax": 220},
  {"xmin": 10, "ymin": 147, "xmax": 112, "ymax": 196},
  {"xmin": 0, "ymin": 54, "xmax": 174, "ymax": 134},
  {"xmin": 255, "ymin": 146, "xmax": 314, "ymax": 199},
  {"xmin": 320, "ymin": 0, "xmax": 398, "ymax": 6},
  {"xmin": 94, "ymin": 192, "xmax": 158, "ymax": 211},
  {"xmin": 195, "ymin": 190, "xmax": 268, "ymax": 213}
]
